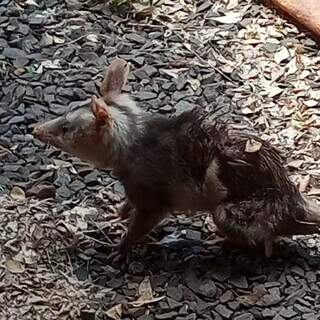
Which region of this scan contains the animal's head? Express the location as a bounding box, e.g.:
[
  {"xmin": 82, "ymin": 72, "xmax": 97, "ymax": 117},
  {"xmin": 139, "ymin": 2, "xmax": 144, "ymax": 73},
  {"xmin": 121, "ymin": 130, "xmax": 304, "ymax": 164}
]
[{"xmin": 33, "ymin": 59, "xmax": 139, "ymax": 168}]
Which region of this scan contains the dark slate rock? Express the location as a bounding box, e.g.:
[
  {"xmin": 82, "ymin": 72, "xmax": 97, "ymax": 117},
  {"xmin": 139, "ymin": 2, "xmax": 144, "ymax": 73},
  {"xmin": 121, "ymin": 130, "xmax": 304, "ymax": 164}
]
[
  {"xmin": 137, "ymin": 91, "xmax": 157, "ymax": 100},
  {"xmin": 280, "ymin": 306, "xmax": 297, "ymax": 319},
  {"xmin": 264, "ymin": 281, "xmax": 281, "ymax": 288},
  {"xmin": 69, "ymin": 180, "xmax": 86, "ymax": 192},
  {"xmin": 220, "ymin": 290, "xmax": 234, "ymax": 303},
  {"xmin": 198, "ymin": 280, "xmax": 217, "ymax": 299},
  {"xmin": 262, "ymin": 309, "xmax": 276, "ymax": 318},
  {"xmin": 210, "ymin": 266, "xmax": 232, "ymax": 282},
  {"xmin": 26, "ymin": 183, "xmax": 56, "ymax": 199},
  {"xmin": 128, "ymin": 261, "xmax": 144, "ymax": 275},
  {"xmin": 264, "ymin": 42, "xmax": 279, "ymax": 53},
  {"xmin": 167, "ymin": 297, "xmax": 182, "ymax": 310},
  {"xmin": 106, "ymin": 276, "xmax": 123, "ymax": 289},
  {"xmin": 233, "ymin": 313, "xmax": 254, "ymax": 320},
  {"xmin": 13, "ymin": 57, "xmax": 29, "ymax": 68},
  {"xmin": 228, "ymin": 275, "xmax": 248, "ymax": 289},
  {"xmin": 258, "ymin": 293, "xmax": 282, "ymax": 307},
  {"xmin": 227, "ymin": 300, "xmax": 240, "ymax": 311},
  {"xmin": 185, "ymin": 229, "xmax": 201, "ymax": 241},
  {"xmin": 302, "ymin": 313, "xmax": 318, "ymax": 320},
  {"xmin": 56, "ymin": 184, "xmax": 73, "ymax": 198},
  {"xmin": 84, "ymin": 171, "xmax": 99, "ymax": 185},
  {"xmin": 155, "ymin": 311, "xmax": 178, "ymax": 319},
  {"xmin": 2, "ymin": 47, "xmax": 26, "ymax": 59},
  {"xmin": 174, "ymin": 101, "xmax": 196, "ymax": 115},
  {"xmin": 0, "ymin": 124, "xmax": 9, "ymax": 134},
  {"xmin": 131, "ymin": 56, "xmax": 145, "ymax": 66},
  {"xmin": 215, "ymin": 304, "xmax": 233, "ymax": 319},
  {"xmin": 126, "ymin": 33, "xmax": 146, "ymax": 44},
  {"xmin": 291, "ymin": 265, "xmax": 305, "ymax": 277},
  {"xmin": 294, "ymin": 304, "xmax": 313, "ymax": 313}
]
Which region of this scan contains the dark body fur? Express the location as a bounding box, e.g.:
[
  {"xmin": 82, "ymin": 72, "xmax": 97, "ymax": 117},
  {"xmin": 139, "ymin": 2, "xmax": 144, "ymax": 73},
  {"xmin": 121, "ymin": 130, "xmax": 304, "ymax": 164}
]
[
  {"xmin": 204, "ymin": 122, "xmax": 316, "ymax": 250},
  {"xmin": 206, "ymin": 123, "xmax": 318, "ymax": 250},
  {"xmin": 114, "ymin": 109, "xmax": 227, "ymax": 253},
  {"xmin": 118, "ymin": 110, "xmax": 217, "ymax": 211},
  {"xmin": 113, "ymin": 108, "xmax": 317, "ymax": 254}
]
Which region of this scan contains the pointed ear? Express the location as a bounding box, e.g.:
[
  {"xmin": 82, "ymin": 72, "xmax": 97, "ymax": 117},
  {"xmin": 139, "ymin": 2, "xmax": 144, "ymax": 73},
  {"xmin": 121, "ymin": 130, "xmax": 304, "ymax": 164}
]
[
  {"xmin": 90, "ymin": 95, "xmax": 110, "ymax": 126},
  {"xmin": 100, "ymin": 59, "xmax": 130, "ymax": 98}
]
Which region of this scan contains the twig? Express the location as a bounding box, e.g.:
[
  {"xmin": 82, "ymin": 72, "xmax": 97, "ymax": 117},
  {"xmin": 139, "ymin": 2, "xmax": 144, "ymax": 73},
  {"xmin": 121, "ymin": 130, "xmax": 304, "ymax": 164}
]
[
  {"xmin": 84, "ymin": 234, "xmax": 114, "ymax": 245},
  {"xmin": 185, "ymin": 44, "xmax": 237, "ymax": 84},
  {"xmin": 172, "ymin": 32, "xmax": 237, "ymax": 84},
  {"xmin": 66, "ymin": 251, "xmax": 74, "ymax": 276},
  {"xmin": 55, "ymin": 33, "xmax": 113, "ymax": 49},
  {"xmin": 46, "ymin": 249, "xmax": 56, "ymax": 273},
  {"xmin": 87, "ymin": 218, "xmax": 114, "ymax": 245}
]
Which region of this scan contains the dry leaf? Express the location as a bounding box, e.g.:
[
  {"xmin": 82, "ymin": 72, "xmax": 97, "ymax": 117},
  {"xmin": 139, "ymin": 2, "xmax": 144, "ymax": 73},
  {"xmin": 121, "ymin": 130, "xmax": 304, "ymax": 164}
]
[
  {"xmin": 242, "ymin": 107, "xmax": 256, "ymax": 115},
  {"xmin": 188, "ymin": 79, "xmax": 200, "ymax": 91},
  {"xmin": 237, "ymin": 287, "xmax": 267, "ymax": 306},
  {"xmin": 303, "ymin": 100, "xmax": 318, "ymax": 108},
  {"xmin": 36, "ymin": 60, "xmax": 62, "ymax": 74},
  {"xmin": 132, "ymin": 2, "xmax": 153, "ymax": 16},
  {"xmin": 26, "ymin": 0, "xmax": 39, "ymax": 6},
  {"xmin": 266, "ymin": 86, "xmax": 283, "ymax": 98},
  {"xmin": 298, "ymin": 175, "xmax": 310, "ymax": 193},
  {"xmin": 105, "ymin": 304, "xmax": 122, "ymax": 320},
  {"xmin": 5, "ymin": 258, "xmax": 25, "ymax": 274},
  {"xmin": 286, "ymin": 57, "xmax": 298, "ymax": 75},
  {"xmin": 86, "ymin": 34, "xmax": 98, "ymax": 42},
  {"xmin": 137, "ymin": 276, "xmax": 153, "ymax": 299},
  {"xmin": 307, "ymin": 187, "xmax": 320, "ymax": 196},
  {"xmin": 53, "ymin": 36, "xmax": 65, "ymax": 44},
  {"xmin": 245, "ymin": 139, "xmax": 262, "ymax": 153},
  {"xmin": 161, "ymin": 68, "xmax": 188, "ymax": 79},
  {"xmin": 204, "ymin": 215, "xmax": 217, "ymax": 233},
  {"xmin": 131, "ymin": 296, "xmax": 164, "ymax": 308},
  {"xmin": 41, "ymin": 33, "xmax": 53, "ymax": 46},
  {"xmin": 287, "ymin": 160, "xmax": 304, "ymax": 169},
  {"xmin": 211, "ymin": 4, "xmax": 251, "ymax": 24},
  {"xmin": 130, "ymin": 277, "xmax": 165, "ymax": 307},
  {"xmin": 10, "ymin": 186, "xmax": 25, "ymax": 200},
  {"xmin": 274, "ymin": 47, "xmax": 290, "ymax": 64},
  {"xmin": 226, "ymin": 0, "xmax": 239, "ymax": 10}
]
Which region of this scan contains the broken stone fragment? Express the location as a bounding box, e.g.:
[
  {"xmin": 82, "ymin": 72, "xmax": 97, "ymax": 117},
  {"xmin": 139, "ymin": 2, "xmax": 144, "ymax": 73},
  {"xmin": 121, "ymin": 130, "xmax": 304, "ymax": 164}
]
[{"xmin": 26, "ymin": 183, "xmax": 56, "ymax": 199}]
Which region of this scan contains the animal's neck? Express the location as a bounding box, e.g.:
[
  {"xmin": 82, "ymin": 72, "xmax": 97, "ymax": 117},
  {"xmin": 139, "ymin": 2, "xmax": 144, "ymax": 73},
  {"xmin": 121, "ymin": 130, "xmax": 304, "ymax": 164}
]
[{"xmin": 103, "ymin": 106, "xmax": 142, "ymax": 168}]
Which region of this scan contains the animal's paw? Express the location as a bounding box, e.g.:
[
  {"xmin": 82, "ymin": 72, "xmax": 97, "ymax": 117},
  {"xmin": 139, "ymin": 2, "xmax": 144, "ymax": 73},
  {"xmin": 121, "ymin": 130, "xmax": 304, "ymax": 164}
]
[
  {"xmin": 117, "ymin": 201, "xmax": 134, "ymax": 220},
  {"xmin": 107, "ymin": 239, "xmax": 132, "ymax": 267}
]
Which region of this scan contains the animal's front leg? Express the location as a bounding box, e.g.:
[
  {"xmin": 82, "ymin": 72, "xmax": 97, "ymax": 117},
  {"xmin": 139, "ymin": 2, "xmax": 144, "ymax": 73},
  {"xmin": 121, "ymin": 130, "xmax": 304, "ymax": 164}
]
[
  {"xmin": 118, "ymin": 209, "xmax": 164, "ymax": 256},
  {"xmin": 109, "ymin": 209, "xmax": 164, "ymax": 265}
]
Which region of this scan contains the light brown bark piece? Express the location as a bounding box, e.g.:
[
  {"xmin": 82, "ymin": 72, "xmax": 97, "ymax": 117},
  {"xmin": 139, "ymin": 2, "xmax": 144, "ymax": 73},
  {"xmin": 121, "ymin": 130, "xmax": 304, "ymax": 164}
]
[{"xmin": 271, "ymin": 0, "xmax": 320, "ymax": 38}]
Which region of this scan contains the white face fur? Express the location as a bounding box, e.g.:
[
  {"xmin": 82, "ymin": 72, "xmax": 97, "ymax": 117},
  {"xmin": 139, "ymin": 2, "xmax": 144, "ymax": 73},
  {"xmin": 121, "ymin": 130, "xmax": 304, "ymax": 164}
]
[{"xmin": 34, "ymin": 96, "xmax": 141, "ymax": 169}]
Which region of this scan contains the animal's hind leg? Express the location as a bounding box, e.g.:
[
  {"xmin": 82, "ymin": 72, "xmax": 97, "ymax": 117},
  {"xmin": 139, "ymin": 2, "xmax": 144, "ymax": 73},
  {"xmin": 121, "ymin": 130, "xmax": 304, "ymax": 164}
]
[
  {"xmin": 264, "ymin": 239, "xmax": 274, "ymax": 258},
  {"xmin": 117, "ymin": 199, "xmax": 134, "ymax": 220}
]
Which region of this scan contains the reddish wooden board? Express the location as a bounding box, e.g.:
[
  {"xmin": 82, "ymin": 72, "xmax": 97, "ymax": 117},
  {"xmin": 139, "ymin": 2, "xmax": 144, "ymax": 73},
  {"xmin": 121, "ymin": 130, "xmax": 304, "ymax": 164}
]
[{"xmin": 271, "ymin": 0, "xmax": 320, "ymax": 39}]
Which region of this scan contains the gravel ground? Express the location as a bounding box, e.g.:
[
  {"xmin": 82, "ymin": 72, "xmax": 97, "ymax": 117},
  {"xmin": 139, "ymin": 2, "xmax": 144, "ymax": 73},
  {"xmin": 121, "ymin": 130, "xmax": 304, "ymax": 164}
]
[{"xmin": 1, "ymin": 0, "xmax": 320, "ymax": 319}]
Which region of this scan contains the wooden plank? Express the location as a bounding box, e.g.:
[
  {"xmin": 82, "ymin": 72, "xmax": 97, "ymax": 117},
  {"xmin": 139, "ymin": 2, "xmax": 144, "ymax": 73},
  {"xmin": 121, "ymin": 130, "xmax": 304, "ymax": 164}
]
[{"xmin": 271, "ymin": 0, "xmax": 320, "ymax": 39}]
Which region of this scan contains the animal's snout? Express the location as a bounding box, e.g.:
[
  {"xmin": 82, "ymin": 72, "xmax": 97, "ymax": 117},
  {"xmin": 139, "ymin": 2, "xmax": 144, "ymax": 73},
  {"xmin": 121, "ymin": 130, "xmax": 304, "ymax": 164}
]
[{"xmin": 32, "ymin": 126, "xmax": 44, "ymax": 140}]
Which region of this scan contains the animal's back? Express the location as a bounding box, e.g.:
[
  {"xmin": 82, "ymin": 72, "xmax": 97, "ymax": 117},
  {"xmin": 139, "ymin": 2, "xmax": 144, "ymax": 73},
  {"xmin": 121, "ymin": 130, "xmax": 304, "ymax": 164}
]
[{"xmin": 117, "ymin": 109, "xmax": 222, "ymax": 212}]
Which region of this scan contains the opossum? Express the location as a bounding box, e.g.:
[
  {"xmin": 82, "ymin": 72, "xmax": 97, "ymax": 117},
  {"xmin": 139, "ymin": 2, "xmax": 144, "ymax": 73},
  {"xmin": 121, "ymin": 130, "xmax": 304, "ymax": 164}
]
[{"xmin": 33, "ymin": 58, "xmax": 320, "ymax": 258}]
